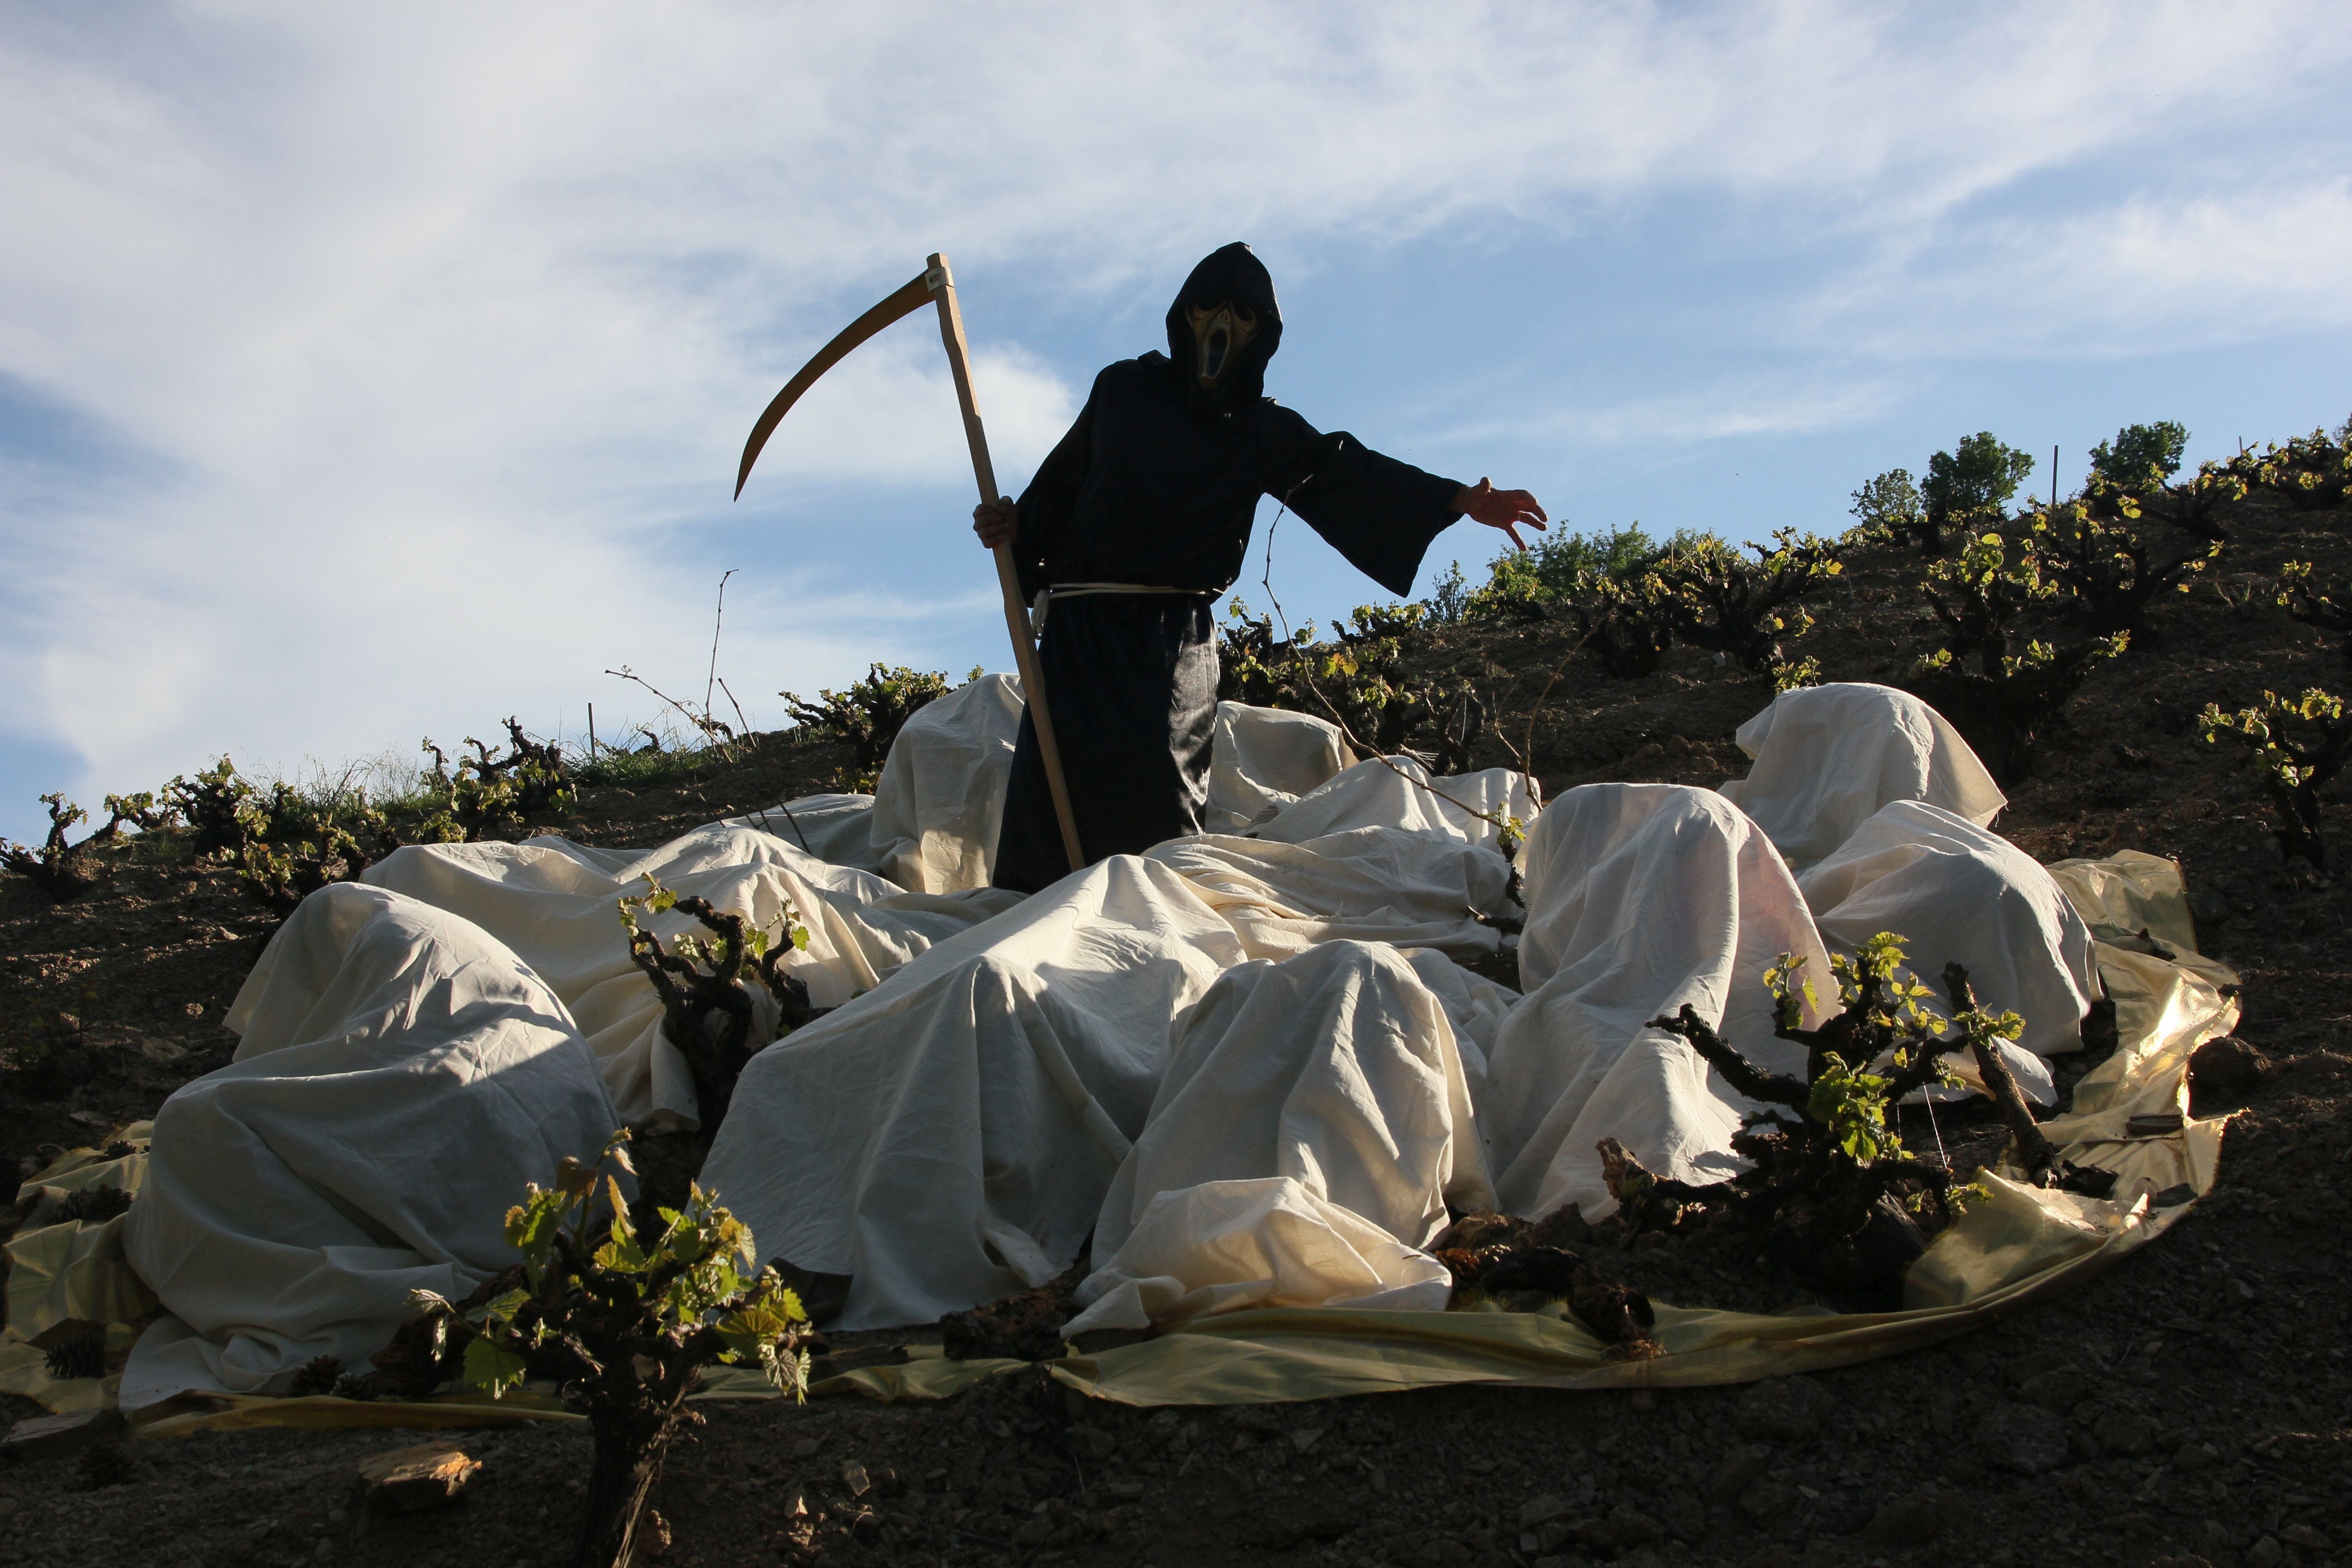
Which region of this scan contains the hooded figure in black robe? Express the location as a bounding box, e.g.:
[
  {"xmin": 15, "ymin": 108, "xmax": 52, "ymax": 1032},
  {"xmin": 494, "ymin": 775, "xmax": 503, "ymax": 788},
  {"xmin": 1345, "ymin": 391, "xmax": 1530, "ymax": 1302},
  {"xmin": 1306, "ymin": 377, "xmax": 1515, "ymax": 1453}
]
[{"xmin": 985, "ymin": 242, "xmax": 1541, "ymax": 893}]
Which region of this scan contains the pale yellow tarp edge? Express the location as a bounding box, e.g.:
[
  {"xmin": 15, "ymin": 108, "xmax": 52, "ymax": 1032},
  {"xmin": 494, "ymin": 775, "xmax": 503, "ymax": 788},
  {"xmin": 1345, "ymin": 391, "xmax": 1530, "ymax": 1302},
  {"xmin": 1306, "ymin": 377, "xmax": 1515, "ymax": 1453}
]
[
  {"xmin": 0, "ymin": 1340, "xmax": 121, "ymax": 1414},
  {"xmin": 125, "ymin": 1350, "xmax": 1022, "ymax": 1439},
  {"xmin": 1049, "ymin": 1189, "xmax": 2195, "ymax": 1408},
  {"xmin": 23, "ymin": 854, "xmax": 2235, "ymax": 1429}
]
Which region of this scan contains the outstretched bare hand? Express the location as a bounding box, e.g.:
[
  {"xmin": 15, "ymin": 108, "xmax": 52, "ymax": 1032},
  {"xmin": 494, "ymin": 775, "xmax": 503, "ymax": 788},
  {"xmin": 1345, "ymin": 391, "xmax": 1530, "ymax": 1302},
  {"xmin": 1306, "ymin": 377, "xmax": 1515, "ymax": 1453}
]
[
  {"xmin": 973, "ymin": 497, "xmax": 1017, "ymax": 549},
  {"xmin": 1454, "ymin": 478, "xmax": 1548, "ymax": 550}
]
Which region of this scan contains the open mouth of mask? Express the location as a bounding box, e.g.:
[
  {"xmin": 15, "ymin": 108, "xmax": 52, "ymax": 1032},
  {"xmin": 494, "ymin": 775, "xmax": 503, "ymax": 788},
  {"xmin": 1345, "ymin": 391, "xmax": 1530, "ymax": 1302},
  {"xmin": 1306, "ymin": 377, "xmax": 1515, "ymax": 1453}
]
[{"xmin": 1186, "ymin": 301, "xmax": 1259, "ymax": 390}]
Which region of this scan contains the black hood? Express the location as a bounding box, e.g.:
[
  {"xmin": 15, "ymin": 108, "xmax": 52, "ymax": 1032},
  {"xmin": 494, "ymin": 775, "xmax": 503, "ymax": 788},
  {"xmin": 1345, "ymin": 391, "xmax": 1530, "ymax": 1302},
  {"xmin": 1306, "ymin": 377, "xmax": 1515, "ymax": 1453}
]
[{"xmin": 1164, "ymin": 242, "xmax": 1282, "ymax": 417}]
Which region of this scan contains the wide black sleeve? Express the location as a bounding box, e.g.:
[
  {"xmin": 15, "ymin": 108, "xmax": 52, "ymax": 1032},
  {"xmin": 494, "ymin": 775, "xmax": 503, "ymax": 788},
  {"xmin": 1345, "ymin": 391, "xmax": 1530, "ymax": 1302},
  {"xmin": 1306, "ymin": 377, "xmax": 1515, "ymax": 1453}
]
[
  {"xmin": 1258, "ymin": 405, "xmax": 1464, "ymax": 599},
  {"xmin": 1011, "ymin": 387, "xmax": 1098, "ymax": 600}
]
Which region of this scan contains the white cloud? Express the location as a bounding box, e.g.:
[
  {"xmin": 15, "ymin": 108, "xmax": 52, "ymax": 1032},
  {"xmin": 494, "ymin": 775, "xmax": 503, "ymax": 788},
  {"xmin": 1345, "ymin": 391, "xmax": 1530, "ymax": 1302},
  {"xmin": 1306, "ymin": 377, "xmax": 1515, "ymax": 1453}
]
[{"xmin": 0, "ymin": 0, "xmax": 2345, "ymax": 830}]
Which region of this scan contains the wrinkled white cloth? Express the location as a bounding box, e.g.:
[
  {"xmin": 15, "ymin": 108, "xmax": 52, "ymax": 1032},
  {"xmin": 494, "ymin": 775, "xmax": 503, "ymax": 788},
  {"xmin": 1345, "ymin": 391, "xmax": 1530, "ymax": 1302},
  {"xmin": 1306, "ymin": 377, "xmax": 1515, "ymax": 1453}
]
[
  {"xmin": 1399, "ymin": 947, "xmax": 1520, "ymax": 1083},
  {"xmin": 870, "ymin": 673, "xmax": 1025, "ymax": 893},
  {"xmin": 1145, "ymin": 826, "xmax": 1515, "ymax": 961},
  {"xmin": 1062, "ymin": 1177, "xmax": 1453, "ymax": 1337},
  {"xmin": 1204, "ymin": 704, "xmax": 1354, "ymax": 833},
  {"xmin": 729, "ymin": 793, "xmax": 887, "ymax": 875},
  {"xmin": 1719, "ymin": 683, "xmax": 2005, "ymax": 872},
  {"xmin": 364, "ymin": 827, "xmax": 1016, "ymax": 1129},
  {"xmin": 744, "ymin": 695, "xmax": 1353, "ymax": 890},
  {"xmin": 1090, "ymin": 941, "xmax": 1490, "ymax": 1269},
  {"xmin": 1798, "ymin": 800, "xmax": 2098, "ymax": 1062},
  {"xmin": 698, "ymin": 856, "xmax": 1246, "ymax": 1329},
  {"xmin": 128, "ymin": 674, "xmax": 2094, "ymax": 1348},
  {"xmin": 120, "ymin": 883, "xmax": 622, "ymax": 1407},
  {"xmin": 1485, "ymin": 784, "xmax": 1833, "ymax": 1221},
  {"xmin": 1256, "ymin": 758, "xmax": 1536, "ymax": 851}
]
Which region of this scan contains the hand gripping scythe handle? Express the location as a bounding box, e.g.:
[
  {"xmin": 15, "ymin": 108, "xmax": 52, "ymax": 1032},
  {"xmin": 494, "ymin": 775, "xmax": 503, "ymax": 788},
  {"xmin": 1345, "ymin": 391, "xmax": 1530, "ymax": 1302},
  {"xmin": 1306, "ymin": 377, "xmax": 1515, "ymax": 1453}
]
[{"xmin": 734, "ymin": 253, "xmax": 1086, "ymax": 874}]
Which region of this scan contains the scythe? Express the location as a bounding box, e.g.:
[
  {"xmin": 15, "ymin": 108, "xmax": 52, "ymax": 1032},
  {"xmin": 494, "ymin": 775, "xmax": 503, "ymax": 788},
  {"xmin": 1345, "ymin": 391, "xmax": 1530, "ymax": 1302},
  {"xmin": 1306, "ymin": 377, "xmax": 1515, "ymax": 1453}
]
[{"xmin": 734, "ymin": 253, "xmax": 1085, "ymax": 875}]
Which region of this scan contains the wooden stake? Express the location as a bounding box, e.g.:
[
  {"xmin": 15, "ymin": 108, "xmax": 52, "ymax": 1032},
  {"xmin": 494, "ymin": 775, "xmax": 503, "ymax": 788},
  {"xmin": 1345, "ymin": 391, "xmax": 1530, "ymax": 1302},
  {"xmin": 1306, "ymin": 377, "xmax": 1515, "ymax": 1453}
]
[{"xmin": 925, "ymin": 253, "xmax": 1086, "ymax": 874}]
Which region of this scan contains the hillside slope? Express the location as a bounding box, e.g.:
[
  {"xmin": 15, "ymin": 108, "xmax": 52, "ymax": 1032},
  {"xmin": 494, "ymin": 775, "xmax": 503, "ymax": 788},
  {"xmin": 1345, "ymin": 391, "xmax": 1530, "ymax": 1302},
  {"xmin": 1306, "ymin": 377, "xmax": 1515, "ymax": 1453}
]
[{"xmin": 2, "ymin": 462, "xmax": 2347, "ymax": 1568}]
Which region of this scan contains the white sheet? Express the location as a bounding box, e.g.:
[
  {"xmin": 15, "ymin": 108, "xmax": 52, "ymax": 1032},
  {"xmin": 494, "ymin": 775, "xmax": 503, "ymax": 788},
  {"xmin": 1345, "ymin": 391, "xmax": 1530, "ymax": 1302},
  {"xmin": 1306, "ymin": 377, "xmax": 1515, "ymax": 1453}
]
[
  {"xmin": 120, "ymin": 883, "xmax": 622, "ymax": 1407},
  {"xmin": 1088, "ymin": 941, "xmax": 1490, "ymax": 1267},
  {"xmin": 364, "ymin": 827, "xmax": 1016, "ymax": 1129},
  {"xmin": 869, "ymin": 673, "xmax": 1025, "ymax": 893},
  {"xmin": 1255, "ymin": 757, "xmax": 1537, "ymax": 851},
  {"xmin": 729, "ymin": 792, "xmax": 887, "ymax": 874},
  {"xmin": 1719, "ymin": 682, "xmax": 2005, "ymax": 872},
  {"xmin": 745, "ymin": 694, "xmax": 1356, "ymax": 891},
  {"xmin": 697, "ymin": 855, "xmax": 1246, "ymax": 1329},
  {"xmin": 1145, "ymin": 826, "xmax": 1515, "ymax": 961},
  {"xmin": 1485, "ymin": 784, "xmax": 1833, "ymax": 1221},
  {"xmin": 1204, "ymin": 703, "xmax": 1353, "ymax": 833},
  {"xmin": 1062, "ymin": 1177, "xmax": 1453, "ymax": 1337},
  {"xmin": 1062, "ymin": 1177, "xmax": 1452, "ymax": 1336},
  {"xmin": 125, "ymin": 680, "xmax": 2091, "ymax": 1349},
  {"xmin": 1798, "ymin": 799, "xmax": 2098, "ymax": 1060}
]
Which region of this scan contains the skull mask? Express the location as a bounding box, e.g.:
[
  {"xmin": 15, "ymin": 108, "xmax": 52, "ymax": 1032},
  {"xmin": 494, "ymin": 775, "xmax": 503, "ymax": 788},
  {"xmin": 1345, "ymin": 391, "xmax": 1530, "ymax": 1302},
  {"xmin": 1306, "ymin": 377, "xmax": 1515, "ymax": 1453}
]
[{"xmin": 1186, "ymin": 301, "xmax": 1260, "ymax": 392}]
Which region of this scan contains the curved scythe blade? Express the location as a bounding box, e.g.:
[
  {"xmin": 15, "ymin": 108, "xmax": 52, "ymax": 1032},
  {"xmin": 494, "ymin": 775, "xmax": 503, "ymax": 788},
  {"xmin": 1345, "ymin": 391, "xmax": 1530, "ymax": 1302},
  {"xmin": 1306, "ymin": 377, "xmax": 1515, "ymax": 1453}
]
[{"xmin": 735, "ymin": 269, "xmax": 935, "ymax": 499}]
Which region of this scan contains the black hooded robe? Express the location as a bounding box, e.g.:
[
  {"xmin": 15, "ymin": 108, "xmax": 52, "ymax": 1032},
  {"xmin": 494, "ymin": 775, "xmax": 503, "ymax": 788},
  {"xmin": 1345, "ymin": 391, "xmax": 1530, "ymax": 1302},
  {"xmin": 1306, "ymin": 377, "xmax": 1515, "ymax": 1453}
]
[{"xmin": 991, "ymin": 243, "xmax": 1468, "ymax": 894}]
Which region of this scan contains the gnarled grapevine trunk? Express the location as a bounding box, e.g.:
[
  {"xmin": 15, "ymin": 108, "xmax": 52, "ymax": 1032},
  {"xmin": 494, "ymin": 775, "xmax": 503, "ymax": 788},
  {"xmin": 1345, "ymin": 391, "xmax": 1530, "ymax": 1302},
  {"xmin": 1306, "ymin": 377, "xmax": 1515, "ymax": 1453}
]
[{"xmin": 574, "ymin": 1397, "xmax": 689, "ymax": 1568}]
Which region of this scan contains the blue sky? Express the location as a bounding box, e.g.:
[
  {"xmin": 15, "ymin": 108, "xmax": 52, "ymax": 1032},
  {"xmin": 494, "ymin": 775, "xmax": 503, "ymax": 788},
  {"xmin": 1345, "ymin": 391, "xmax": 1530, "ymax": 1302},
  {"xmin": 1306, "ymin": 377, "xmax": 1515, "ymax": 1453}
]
[{"xmin": 3, "ymin": 2, "xmax": 2347, "ymax": 842}]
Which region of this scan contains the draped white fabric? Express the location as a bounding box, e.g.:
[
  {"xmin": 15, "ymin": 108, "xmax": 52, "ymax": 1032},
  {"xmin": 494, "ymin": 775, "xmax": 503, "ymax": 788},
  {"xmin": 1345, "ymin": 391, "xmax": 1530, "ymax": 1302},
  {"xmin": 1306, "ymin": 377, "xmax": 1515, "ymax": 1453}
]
[
  {"xmin": 700, "ymin": 854, "xmax": 1243, "ymax": 1327},
  {"xmin": 1798, "ymin": 799, "xmax": 2098, "ymax": 1092},
  {"xmin": 869, "ymin": 673, "xmax": 1026, "ymax": 893},
  {"xmin": 120, "ymin": 883, "xmax": 622, "ymax": 1407},
  {"xmin": 362, "ymin": 826, "xmax": 1017, "ymax": 1130},
  {"xmin": 1088, "ymin": 940, "xmax": 1490, "ymax": 1267},
  {"xmin": 1718, "ymin": 682, "xmax": 2006, "ymax": 872},
  {"xmin": 1485, "ymin": 784, "xmax": 1834, "ymax": 1222},
  {"xmin": 1203, "ymin": 703, "xmax": 1354, "ymax": 833},
  {"xmin": 125, "ymin": 676, "xmax": 2111, "ymax": 1357}
]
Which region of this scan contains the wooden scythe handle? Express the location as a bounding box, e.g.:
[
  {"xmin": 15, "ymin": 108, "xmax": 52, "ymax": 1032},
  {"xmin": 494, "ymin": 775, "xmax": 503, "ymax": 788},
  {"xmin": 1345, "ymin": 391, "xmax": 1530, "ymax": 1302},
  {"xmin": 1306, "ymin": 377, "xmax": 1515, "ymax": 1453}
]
[{"xmin": 925, "ymin": 253, "xmax": 1087, "ymax": 875}]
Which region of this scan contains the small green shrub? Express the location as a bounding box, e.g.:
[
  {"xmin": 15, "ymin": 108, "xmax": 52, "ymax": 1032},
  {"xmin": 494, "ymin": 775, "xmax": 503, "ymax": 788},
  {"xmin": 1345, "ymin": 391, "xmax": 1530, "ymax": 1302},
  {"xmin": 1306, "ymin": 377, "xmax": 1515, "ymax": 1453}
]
[
  {"xmin": 164, "ymin": 758, "xmax": 261, "ymax": 858},
  {"xmin": 1522, "ymin": 523, "xmax": 1669, "ymax": 592},
  {"xmin": 1903, "ymin": 529, "xmax": 2126, "ymax": 783},
  {"xmin": 156, "ymin": 758, "xmax": 409, "ymax": 915},
  {"xmin": 1341, "ymin": 601, "xmax": 1427, "ymax": 642},
  {"xmin": 413, "ymin": 1132, "xmax": 817, "ymax": 1568},
  {"xmin": 1218, "ymin": 601, "xmax": 1483, "ymax": 768},
  {"xmin": 1455, "ymin": 524, "xmax": 1712, "ymax": 623},
  {"xmin": 781, "ymin": 665, "xmax": 950, "ymax": 793},
  {"xmin": 2220, "ymin": 429, "xmax": 2352, "ymax": 511},
  {"xmin": 2144, "ymin": 462, "xmax": 2250, "ymax": 542},
  {"xmin": 1628, "ymin": 935, "xmax": 2107, "ymax": 1300},
  {"xmin": 1460, "ymin": 548, "xmax": 1550, "ymax": 623},
  {"xmin": 1647, "ymin": 528, "xmax": 1843, "ymax": 673},
  {"xmin": 2030, "ymin": 500, "xmax": 2223, "ymax": 636},
  {"xmin": 1426, "ymin": 561, "xmax": 1473, "ymax": 625},
  {"xmin": 417, "ymin": 719, "xmax": 576, "ymax": 843},
  {"xmin": 0, "ymin": 792, "xmax": 168, "ymax": 901},
  {"xmin": 2278, "ymin": 561, "xmax": 2352, "ymax": 661},
  {"xmin": 574, "ymin": 731, "xmax": 720, "ymax": 793},
  {"xmin": 1919, "ymin": 529, "xmax": 2055, "ymax": 674},
  {"xmin": 1559, "ymin": 570, "xmax": 1677, "ymax": 680},
  {"xmin": 2201, "ymin": 688, "xmax": 2352, "ymax": 870}
]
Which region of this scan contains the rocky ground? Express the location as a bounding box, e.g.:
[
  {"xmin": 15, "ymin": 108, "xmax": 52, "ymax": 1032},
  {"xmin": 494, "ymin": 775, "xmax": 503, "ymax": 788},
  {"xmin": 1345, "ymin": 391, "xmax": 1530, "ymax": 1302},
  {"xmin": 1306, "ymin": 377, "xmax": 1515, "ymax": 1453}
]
[{"xmin": 2, "ymin": 483, "xmax": 2348, "ymax": 1568}]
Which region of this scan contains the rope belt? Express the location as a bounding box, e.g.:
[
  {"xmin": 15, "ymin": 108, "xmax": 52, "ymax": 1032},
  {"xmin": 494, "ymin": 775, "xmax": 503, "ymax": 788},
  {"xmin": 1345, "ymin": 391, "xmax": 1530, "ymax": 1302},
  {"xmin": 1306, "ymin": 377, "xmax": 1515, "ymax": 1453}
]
[{"xmin": 1029, "ymin": 582, "xmax": 1214, "ymax": 640}]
